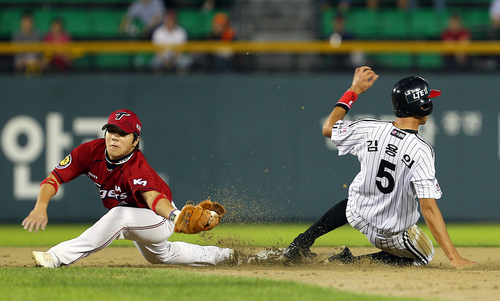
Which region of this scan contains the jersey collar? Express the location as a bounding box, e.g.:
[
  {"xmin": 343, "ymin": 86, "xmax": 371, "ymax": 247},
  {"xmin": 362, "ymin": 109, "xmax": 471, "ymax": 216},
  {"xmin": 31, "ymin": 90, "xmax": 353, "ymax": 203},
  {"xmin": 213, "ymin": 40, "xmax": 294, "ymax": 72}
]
[
  {"xmin": 105, "ymin": 149, "xmax": 135, "ymax": 171},
  {"xmin": 402, "ymin": 129, "xmax": 418, "ymax": 134}
]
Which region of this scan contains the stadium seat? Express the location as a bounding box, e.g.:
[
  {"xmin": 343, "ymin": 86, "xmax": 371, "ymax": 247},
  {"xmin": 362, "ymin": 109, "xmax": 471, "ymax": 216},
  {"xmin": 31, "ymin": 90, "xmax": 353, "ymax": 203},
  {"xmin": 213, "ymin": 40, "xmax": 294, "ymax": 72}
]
[
  {"xmin": 348, "ymin": 9, "xmax": 380, "ymax": 39},
  {"xmin": 59, "ymin": 10, "xmax": 92, "ymax": 39},
  {"xmin": 460, "ymin": 8, "xmax": 490, "ymax": 39},
  {"xmin": 90, "ymin": 9, "xmax": 125, "ymax": 38},
  {"xmin": 0, "ymin": 9, "xmax": 23, "ymax": 39},
  {"xmin": 447, "ymin": 0, "xmax": 491, "ymax": 5},
  {"xmin": 410, "ymin": 9, "xmax": 450, "ymax": 40},
  {"xmin": 374, "ymin": 54, "xmax": 413, "ymax": 69},
  {"xmin": 32, "ymin": 9, "xmax": 92, "ymax": 39},
  {"xmin": 416, "ymin": 54, "xmax": 443, "ymax": 69},
  {"xmin": 95, "ymin": 54, "xmax": 133, "ymax": 69},
  {"xmin": 72, "ymin": 55, "xmax": 92, "ymax": 69},
  {"xmin": 177, "ymin": 9, "xmax": 228, "ymax": 39},
  {"xmin": 319, "ymin": 8, "xmax": 335, "ymax": 39},
  {"xmin": 33, "ymin": 10, "xmax": 60, "ymax": 34},
  {"xmin": 378, "ymin": 9, "xmax": 411, "ymax": 39}
]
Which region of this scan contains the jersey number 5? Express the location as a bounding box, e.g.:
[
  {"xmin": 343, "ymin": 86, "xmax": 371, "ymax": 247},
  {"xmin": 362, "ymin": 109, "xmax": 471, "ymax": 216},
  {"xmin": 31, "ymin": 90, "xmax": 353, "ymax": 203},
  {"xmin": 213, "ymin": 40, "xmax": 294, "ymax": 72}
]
[{"xmin": 376, "ymin": 159, "xmax": 395, "ymax": 194}]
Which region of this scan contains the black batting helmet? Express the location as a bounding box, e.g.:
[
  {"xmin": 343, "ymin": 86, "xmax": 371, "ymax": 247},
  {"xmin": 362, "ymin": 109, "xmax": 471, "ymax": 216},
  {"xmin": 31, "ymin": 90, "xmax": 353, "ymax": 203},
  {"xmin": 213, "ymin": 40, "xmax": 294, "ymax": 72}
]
[{"xmin": 391, "ymin": 76, "xmax": 441, "ymax": 118}]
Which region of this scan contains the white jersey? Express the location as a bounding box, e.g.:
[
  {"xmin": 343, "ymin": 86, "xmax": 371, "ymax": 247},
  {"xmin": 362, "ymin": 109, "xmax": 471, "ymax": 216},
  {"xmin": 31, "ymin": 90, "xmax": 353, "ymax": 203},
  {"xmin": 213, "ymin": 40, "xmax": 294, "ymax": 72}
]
[{"xmin": 331, "ymin": 118, "xmax": 442, "ymax": 234}]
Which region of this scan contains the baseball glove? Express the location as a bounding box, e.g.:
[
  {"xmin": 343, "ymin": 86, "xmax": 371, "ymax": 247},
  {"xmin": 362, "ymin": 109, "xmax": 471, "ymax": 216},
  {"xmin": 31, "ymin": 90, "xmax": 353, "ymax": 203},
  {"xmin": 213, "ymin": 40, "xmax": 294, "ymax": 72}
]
[{"xmin": 174, "ymin": 200, "xmax": 226, "ymax": 234}]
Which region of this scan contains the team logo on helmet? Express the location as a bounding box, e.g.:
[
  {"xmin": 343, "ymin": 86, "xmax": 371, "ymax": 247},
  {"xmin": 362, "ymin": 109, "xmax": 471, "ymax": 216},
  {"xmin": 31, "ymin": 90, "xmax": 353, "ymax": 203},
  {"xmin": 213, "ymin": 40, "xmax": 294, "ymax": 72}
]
[
  {"xmin": 56, "ymin": 155, "xmax": 72, "ymax": 169},
  {"xmin": 404, "ymin": 87, "xmax": 429, "ymax": 103}
]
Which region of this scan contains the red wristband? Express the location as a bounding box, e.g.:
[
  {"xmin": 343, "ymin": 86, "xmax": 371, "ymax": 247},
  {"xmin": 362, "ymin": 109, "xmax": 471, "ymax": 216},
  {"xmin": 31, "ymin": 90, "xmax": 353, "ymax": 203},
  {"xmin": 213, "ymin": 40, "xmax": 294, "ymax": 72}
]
[
  {"xmin": 40, "ymin": 178, "xmax": 59, "ymax": 195},
  {"xmin": 337, "ymin": 91, "xmax": 358, "ymax": 110},
  {"xmin": 152, "ymin": 193, "xmax": 167, "ymax": 214}
]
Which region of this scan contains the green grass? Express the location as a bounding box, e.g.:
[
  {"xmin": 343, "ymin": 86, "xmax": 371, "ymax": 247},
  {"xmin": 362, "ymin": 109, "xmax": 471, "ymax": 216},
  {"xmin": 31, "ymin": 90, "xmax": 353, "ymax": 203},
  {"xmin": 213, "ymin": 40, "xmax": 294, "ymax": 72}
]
[
  {"xmin": 1, "ymin": 223, "xmax": 499, "ymax": 248},
  {"xmin": 0, "ymin": 267, "xmax": 431, "ymax": 301},
  {"xmin": 1, "ymin": 222, "xmax": 497, "ymax": 301}
]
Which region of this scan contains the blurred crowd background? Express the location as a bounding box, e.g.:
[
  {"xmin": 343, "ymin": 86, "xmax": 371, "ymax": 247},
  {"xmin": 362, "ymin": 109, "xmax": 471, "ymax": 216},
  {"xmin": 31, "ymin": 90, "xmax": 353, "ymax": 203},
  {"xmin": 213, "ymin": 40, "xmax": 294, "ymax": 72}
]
[{"xmin": 0, "ymin": 0, "xmax": 498, "ymax": 75}]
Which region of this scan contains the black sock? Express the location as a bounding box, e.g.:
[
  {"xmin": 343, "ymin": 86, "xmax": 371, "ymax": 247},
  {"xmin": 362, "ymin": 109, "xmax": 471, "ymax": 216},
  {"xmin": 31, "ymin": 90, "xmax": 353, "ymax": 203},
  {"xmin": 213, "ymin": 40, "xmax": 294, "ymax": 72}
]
[{"xmin": 294, "ymin": 198, "xmax": 348, "ymax": 248}]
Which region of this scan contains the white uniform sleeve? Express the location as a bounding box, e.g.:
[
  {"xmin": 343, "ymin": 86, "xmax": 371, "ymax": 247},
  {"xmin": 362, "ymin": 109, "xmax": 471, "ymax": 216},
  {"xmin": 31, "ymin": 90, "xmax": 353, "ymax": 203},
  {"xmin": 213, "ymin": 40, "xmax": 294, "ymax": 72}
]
[
  {"xmin": 330, "ymin": 119, "xmax": 360, "ymax": 156},
  {"xmin": 412, "ymin": 179, "xmax": 442, "ymax": 199},
  {"xmin": 410, "ymin": 153, "xmax": 443, "ymax": 199}
]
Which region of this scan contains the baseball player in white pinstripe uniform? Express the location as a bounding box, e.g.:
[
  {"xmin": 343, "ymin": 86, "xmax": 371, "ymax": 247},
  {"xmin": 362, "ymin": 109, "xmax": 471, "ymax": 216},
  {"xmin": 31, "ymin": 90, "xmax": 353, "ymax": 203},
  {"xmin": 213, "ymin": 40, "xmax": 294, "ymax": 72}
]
[{"xmin": 283, "ymin": 66, "xmax": 478, "ymax": 269}]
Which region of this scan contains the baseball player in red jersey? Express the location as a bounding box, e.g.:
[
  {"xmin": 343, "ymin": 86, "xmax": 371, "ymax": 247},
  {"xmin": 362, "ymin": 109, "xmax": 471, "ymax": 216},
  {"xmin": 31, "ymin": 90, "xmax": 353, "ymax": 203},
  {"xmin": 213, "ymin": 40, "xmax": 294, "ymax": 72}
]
[
  {"xmin": 22, "ymin": 109, "xmax": 232, "ymax": 267},
  {"xmin": 283, "ymin": 66, "xmax": 478, "ymax": 269}
]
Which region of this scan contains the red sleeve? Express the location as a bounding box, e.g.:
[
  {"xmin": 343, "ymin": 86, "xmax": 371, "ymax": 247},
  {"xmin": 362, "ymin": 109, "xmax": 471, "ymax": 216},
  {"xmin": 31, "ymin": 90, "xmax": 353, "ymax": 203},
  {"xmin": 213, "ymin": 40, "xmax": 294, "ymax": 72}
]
[
  {"xmin": 128, "ymin": 162, "xmax": 173, "ymax": 206},
  {"xmin": 51, "ymin": 141, "xmax": 93, "ymax": 184}
]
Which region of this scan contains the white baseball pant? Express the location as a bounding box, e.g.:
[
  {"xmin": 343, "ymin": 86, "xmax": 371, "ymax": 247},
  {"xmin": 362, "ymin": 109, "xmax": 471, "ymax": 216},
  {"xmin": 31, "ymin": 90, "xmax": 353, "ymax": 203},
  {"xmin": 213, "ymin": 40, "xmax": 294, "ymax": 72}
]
[
  {"xmin": 347, "ymin": 206, "xmax": 434, "ymax": 265},
  {"xmin": 45, "ymin": 206, "xmax": 231, "ymax": 267}
]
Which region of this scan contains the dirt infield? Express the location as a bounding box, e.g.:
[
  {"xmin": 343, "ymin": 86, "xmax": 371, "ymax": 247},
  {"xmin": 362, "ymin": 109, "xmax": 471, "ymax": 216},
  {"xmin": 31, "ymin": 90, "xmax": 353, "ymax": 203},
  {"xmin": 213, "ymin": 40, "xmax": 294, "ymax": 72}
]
[{"xmin": 2, "ymin": 246, "xmax": 499, "ymax": 301}]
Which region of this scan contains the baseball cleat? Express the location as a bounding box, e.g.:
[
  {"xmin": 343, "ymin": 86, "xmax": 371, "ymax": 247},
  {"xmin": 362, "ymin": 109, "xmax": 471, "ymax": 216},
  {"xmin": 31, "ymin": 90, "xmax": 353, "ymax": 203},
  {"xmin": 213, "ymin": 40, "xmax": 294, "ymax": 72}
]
[
  {"xmin": 283, "ymin": 242, "xmax": 317, "ymax": 262},
  {"xmin": 325, "ymin": 246, "xmax": 355, "ymax": 264},
  {"xmin": 31, "ymin": 251, "xmax": 57, "ymax": 268}
]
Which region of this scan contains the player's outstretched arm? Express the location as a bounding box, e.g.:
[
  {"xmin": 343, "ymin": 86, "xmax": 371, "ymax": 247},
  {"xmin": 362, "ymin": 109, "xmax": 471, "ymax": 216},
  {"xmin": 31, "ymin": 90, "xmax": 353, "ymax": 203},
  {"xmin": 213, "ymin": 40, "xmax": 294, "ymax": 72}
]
[
  {"xmin": 323, "ymin": 66, "xmax": 379, "ymax": 138},
  {"xmin": 142, "ymin": 190, "xmax": 176, "ymax": 219},
  {"xmin": 419, "ymin": 198, "xmax": 478, "ymax": 269},
  {"xmin": 22, "ymin": 174, "xmax": 60, "ymax": 233}
]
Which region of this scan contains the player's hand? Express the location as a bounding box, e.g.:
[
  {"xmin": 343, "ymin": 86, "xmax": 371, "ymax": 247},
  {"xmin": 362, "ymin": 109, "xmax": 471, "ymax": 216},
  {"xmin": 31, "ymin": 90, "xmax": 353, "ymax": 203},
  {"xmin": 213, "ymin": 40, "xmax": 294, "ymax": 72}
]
[
  {"xmin": 22, "ymin": 209, "xmax": 48, "ymax": 233},
  {"xmin": 450, "ymin": 257, "xmax": 478, "ymax": 269},
  {"xmin": 349, "ymin": 66, "xmax": 379, "ymax": 95}
]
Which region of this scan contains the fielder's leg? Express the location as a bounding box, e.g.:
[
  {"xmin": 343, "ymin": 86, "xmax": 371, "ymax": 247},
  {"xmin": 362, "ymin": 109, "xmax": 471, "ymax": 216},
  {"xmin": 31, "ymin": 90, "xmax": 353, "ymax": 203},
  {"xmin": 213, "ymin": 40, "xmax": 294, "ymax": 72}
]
[
  {"xmin": 44, "ymin": 207, "xmax": 171, "ymax": 267},
  {"xmin": 134, "ymin": 240, "xmax": 230, "ymax": 266}
]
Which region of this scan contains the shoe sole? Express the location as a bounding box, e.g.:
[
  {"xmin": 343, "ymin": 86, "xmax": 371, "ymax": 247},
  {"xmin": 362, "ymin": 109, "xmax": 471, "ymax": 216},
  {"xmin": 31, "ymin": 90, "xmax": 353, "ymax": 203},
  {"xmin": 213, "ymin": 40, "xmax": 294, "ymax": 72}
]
[{"xmin": 31, "ymin": 252, "xmax": 43, "ymax": 267}]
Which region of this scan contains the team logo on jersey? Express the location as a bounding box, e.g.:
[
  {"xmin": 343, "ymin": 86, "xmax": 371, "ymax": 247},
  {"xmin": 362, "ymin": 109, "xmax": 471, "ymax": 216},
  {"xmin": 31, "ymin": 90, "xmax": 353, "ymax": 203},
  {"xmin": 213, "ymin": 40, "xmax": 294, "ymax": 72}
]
[
  {"xmin": 99, "ymin": 189, "xmax": 128, "ymax": 200},
  {"xmin": 55, "ymin": 155, "xmax": 72, "ymax": 169},
  {"xmin": 133, "ymin": 178, "xmax": 148, "ymax": 186},
  {"xmin": 115, "ymin": 112, "xmax": 131, "ymax": 120},
  {"xmin": 390, "ymin": 129, "xmax": 406, "ymax": 140}
]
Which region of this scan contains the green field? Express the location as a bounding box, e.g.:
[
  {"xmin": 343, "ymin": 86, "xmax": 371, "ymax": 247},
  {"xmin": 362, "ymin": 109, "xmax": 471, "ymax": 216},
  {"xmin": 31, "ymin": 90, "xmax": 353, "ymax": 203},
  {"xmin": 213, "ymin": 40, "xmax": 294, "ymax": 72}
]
[
  {"xmin": 1, "ymin": 222, "xmax": 498, "ymax": 301},
  {"xmin": 1, "ymin": 222, "xmax": 499, "ymax": 248}
]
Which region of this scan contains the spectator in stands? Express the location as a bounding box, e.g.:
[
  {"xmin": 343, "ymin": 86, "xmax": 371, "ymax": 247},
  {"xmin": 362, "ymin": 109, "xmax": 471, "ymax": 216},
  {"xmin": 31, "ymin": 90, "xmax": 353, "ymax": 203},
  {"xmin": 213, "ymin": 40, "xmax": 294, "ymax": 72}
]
[
  {"xmin": 490, "ymin": 0, "xmax": 500, "ymax": 39},
  {"xmin": 363, "ymin": 0, "xmax": 444, "ymax": 10},
  {"xmin": 441, "ymin": 13, "xmax": 471, "ymax": 71},
  {"xmin": 120, "ymin": 0, "xmax": 166, "ymax": 39},
  {"xmin": 43, "ymin": 17, "xmax": 72, "ymax": 73},
  {"xmin": 409, "ymin": 0, "xmax": 445, "ymax": 11},
  {"xmin": 206, "ymin": 12, "xmax": 236, "ymax": 71},
  {"xmin": 485, "ymin": 0, "xmax": 500, "ymax": 70},
  {"xmin": 327, "ymin": 13, "xmax": 366, "ymax": 70},
  {"xmin": 366, "ymin": 0, "xmax": 408, "ymax": 10},
  {"xmin": 12, "ymin": 11, "xmax": 43, "ymax": 75},
  {"xmin": 317, "ymin": 0, "xmax": 444, "ymax": 11},
  {"xmin": 150, "ymin": 10, "xmax": 192, "ymax": 74},
  {"xmin": 201, "ymin": 0, "xmax": 233, "ymax": 11},
  {"xmin": 317, "ymin": 0, "xmax": 352, "ymax": 13}
]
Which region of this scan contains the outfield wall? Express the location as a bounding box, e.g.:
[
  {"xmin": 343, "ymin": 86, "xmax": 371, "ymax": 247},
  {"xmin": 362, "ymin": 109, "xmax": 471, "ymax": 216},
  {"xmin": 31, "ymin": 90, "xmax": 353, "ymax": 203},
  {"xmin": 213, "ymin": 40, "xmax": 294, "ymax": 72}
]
[{"xmin": 0, "ymin": 73, "xmax": 498, "ymax": 223}]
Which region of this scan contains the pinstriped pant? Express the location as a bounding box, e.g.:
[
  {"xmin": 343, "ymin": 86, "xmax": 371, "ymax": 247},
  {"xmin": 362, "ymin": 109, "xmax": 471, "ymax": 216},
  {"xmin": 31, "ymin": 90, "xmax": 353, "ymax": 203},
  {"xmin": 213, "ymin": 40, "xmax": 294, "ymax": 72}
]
[{"xmin": 346, "ymin": 205, "xmax": 434, "ymax": 265}]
